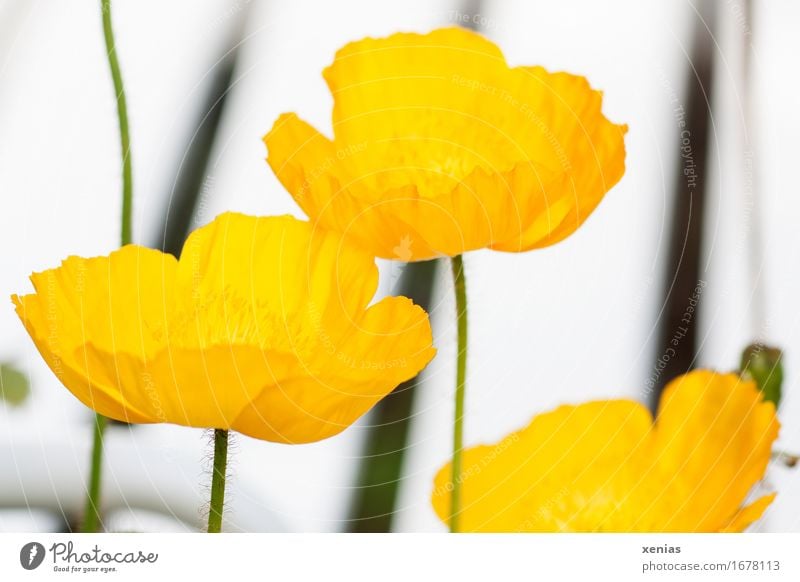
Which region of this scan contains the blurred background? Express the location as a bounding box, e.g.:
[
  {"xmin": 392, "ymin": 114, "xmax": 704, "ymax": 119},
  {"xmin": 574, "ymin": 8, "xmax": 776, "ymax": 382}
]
[{"xmin": 1, "ymin": 0, "xmax": 798, "ymax": 532}]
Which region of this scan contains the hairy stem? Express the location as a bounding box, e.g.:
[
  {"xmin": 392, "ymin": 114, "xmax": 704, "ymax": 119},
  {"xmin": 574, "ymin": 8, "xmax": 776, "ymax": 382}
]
[{"xmin": 208, "ymin": 429, "xmax": 229, "ymax": 533}]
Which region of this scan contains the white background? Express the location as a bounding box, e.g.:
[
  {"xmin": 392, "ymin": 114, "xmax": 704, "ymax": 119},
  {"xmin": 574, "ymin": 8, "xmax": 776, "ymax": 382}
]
[{"xmin": 0, "ymin": 0, "xmax": 798, "ymax": 532}]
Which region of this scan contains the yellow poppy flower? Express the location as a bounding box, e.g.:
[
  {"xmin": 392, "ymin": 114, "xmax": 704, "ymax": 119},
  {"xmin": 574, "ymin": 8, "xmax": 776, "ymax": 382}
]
[
  {"xmin": 264, "ymin": 27, "xmax": 627, "ymax": 260},
  {"xmin": 431, "ymin": 371, "xmax": 779, "ymax": 532},
  {"xmin": 12, "ymin": 213, "xmax": 435, "ymax": 444}
]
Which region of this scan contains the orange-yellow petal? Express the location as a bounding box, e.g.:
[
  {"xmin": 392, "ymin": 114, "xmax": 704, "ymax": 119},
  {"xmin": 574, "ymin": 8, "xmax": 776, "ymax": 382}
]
[
  {"xmin": 264, "ymin": 28, "xmax": 626, "ymax": 259},
  {"xmin": 231, "ymin": 296, "xmax": 435, "ymax": 443},
  {"xmin": 648, "ymin": 371, "xmax": 779, "ymax": 531},
  {"xmin": 12, "ymin": 247, "xmax": 176, "ymax": 422},
  {"xmin": 720, "ymin": 494, "xmax": 775, "ymax": 532},
  {"xmin": 432, "ymin": 400, "xmax": 654, "ymax": 532},
  {"xmin": 431, "ymin": 371, "xmax": 778, "ymax": 532},
  {"xmin": 12, "ymin": 213, "xmax": 436, "ymax": 443}
]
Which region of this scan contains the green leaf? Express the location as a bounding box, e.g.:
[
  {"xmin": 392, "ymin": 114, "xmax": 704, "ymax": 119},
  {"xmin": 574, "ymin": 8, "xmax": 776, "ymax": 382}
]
[{"xmin": 0, "ymin": 362, "xmax": 30, "ymax": 407}]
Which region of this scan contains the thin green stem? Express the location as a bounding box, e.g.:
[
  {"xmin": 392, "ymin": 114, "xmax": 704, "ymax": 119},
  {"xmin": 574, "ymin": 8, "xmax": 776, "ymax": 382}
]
[
  {"xmin": 82, "ymin": 413, "xmax": 108, "ymax": 532},
  {"xmin": 101, "ymin": 0, "xmax": 133, "ymax": 247},
  {"xmin": 81, "ymin": 0, "xmax": 134, "ymax": 533},
  {"xmin": 208, "ymin": 429, "xmax": 229, "ymax": 533},
  {"xmin": 449, "ymin": 254, "xmax": 468, "ymax": 533}
]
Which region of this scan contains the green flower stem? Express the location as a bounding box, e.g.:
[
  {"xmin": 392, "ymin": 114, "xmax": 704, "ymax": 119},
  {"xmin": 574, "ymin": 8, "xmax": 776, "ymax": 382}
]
[
  {"xmin": 82, "ymin": 413, "xmax": 107, "ymax": 532},
  {"xmin": 208, "ymin": 429, "xmax": 229, "ymax": 533},
  {"xmin": 449, "ymin": 254, "xmax": 468, "ymax": 533},
  {"xmin": 82, "ymin": 0, "xmax": 134, "ymax": 533},
  {"xmin": 101, "ymin": 0, "xmax": 133, "ymax": 247}
]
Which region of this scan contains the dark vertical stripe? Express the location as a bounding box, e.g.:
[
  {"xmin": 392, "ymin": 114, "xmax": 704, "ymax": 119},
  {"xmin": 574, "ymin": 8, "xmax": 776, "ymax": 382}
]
[
  {"xmin": 651, "ymin": 2, "xmax": 716, "ymax": 407},
  {"xmin": 155, "ymin": 17, "xmax": 247, "ymax": 256},
  {"xmin": 347, "ymin": 260, "xmax": 440, "ymax": 532}
]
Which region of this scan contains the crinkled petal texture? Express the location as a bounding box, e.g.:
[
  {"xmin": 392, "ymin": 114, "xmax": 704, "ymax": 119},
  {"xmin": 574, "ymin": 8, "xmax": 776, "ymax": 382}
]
[
  {"xmin": 265, "ymin": 27, "xmax": 627, "ymax": 260},
  {"xmin": 12, "ymin": 213, "xmax": 435, "ymax": 443},
  {"xmin": 431, "ymin": 371, "xmax": 778, "ymax": 532}
]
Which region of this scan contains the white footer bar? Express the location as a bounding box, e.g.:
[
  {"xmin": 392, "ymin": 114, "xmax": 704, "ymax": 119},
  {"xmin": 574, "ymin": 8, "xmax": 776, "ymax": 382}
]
[{"xmin": 1, "ymin": 533, "xmax": 797, "ymax": 581}]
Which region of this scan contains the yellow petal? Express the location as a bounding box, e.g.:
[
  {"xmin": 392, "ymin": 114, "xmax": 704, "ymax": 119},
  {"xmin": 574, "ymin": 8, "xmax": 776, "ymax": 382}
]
[
  {"xmin": 173, "ymin": 213, "xmax": 379, "ymax": 350},
  {"xmin": 12, "ymin": 247, "xmax": 176, "ymax": 422},
  {"xmin": 324, "ymin": 28, "xmax": 507, "ymax": 198},
  {"xmin": 264, "ymin": 28, "xmax": 626, "ymax": 259},
  {"xmin": 264, "ymin": 114, "xmax": 343, "ymax": 235},
  {"xmin": 231, "ymin": 296, "xmax": 435, "ymax": 443},
  {"xmin": 488, "ymin": 68, "xmax": 628, "ymax": 251},
  {"xmin": 650, "ymin": 371, "xmax": 779, "ymax": 531},
  {"xmin": 431, "ymin": 371, "xmax": 778, "ymax": 532},
  {"xmin": 13, "ymin": 213, "xmax": 436, "ymax": 444},
  {"xmin": 432, "ymin": 400, "xmax": 654, "ymax": 532},
  {"xmin": 720, "ymin": 494, "xmax": 775, "ymax": 532}
]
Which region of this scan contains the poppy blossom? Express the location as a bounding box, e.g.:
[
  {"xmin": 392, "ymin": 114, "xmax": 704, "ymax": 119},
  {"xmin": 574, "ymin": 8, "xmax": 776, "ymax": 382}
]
[
  {"xmin": 12, "ymin": 213, "xmax": 435, "ymax": 443},
  {"xmin": 432, "ymin": 371, "xmax": 778, "ymax": 532},
  {"xmin": 265, "ymin": 27, "xmax": 627, "ymax": 260}
]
